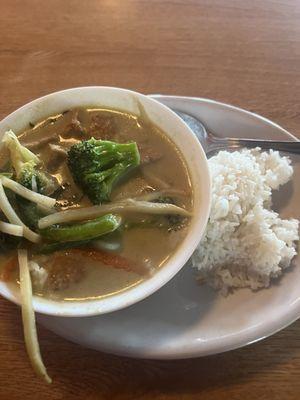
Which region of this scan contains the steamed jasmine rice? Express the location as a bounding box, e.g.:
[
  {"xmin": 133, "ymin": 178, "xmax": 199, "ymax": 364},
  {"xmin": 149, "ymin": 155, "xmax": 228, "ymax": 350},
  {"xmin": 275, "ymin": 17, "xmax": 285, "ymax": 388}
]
[{"xmin": 192, "ymin": 148, "xmax": 299, "ymax": 294}]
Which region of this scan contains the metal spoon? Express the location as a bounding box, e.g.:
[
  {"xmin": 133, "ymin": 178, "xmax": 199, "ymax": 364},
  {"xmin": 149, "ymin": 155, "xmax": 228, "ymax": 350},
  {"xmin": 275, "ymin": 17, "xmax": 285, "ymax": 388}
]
[{"xmin": 174, "ymin": 110, "xmax": 300, "ymax": 156}]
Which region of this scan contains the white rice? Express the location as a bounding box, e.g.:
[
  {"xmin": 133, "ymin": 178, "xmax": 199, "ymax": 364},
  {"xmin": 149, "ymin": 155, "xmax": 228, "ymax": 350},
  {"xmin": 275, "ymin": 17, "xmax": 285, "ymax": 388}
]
[{"xmin": 191, "ymin": 148, "xmax": 299, "ymax": 294}]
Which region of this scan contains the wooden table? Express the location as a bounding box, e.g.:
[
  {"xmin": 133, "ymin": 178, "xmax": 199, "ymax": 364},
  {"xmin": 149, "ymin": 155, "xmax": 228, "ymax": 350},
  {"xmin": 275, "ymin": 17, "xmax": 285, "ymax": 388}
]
[{"xmin": 0, "ymin": 0, "xmax": 300, "ymax": 398}]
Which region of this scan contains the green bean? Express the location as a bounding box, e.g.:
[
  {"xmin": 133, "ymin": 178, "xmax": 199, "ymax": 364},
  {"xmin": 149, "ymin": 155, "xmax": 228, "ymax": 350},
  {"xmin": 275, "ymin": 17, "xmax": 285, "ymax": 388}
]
[{"xmin": 39, "ymin": 214, "xmax": 121, "ymax": 242}]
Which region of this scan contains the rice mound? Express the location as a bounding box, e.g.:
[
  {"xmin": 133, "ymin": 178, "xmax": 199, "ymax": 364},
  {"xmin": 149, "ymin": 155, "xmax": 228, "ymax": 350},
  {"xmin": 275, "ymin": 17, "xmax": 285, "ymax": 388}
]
[{"xmin": 192, "ymin": 148, "xmax": 299, "ymax": 294}]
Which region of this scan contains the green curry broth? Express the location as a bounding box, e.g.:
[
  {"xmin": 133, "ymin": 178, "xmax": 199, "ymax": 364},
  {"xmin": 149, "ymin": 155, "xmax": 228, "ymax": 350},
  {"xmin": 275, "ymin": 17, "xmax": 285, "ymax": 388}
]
[{"xmin": 1, "ymin": 107, "xmax": 192, "ymax": 301}]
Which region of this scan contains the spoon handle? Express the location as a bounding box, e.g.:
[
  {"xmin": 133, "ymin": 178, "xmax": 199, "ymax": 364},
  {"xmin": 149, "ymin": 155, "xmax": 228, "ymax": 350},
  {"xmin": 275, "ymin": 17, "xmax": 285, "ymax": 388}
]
[{"xmin": 208, "ymin": 137, "xmax": 300, "ymax": 155}]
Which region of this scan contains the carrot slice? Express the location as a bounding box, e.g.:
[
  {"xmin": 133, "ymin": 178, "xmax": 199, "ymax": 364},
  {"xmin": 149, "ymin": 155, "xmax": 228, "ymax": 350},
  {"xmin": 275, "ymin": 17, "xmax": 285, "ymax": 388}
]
[
  {"xmin": 46, "ymin": 248, "xmax": 147, "ymax": 276},
  {"xmin": 66, "ymin": 248, "xmax": 133, "ymax": 272}
]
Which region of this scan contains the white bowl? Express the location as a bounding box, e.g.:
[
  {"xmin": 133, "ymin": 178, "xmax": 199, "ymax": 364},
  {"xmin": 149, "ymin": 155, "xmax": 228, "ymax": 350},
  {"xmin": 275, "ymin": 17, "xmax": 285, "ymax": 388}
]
[{"xmin": 0, "ymin": 87, "xmax": 211, "ymax": 317}]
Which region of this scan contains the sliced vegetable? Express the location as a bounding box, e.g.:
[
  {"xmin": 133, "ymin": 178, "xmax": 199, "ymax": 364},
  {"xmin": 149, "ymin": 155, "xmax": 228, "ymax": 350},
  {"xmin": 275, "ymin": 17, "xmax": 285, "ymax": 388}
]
[
  {"xmin": 0, "ymin": 172, "xmax": 13, "ymax": 179},
  {"xmin": 153, "ymin": 196, "xmax": 186, "ymax": 230},
  {"xmin": 0, "ymin": 221, "xmax": 23, "ymax": 237},
  {"xmin": 135, "ymin": 189, "xmax": 188, "ymax": 202},
  {"xmin": 1, "ymin": 176, "xmax": 56, "ymax": 208},
  {"xmin": 67, "ymin": 248, "xmax": 132, "ymax": 271},
  {"xmin": 43, "ymin": 247, "xmax": 146, "ymax": 275},
  {"xmin": 0, "ymin": 181, "xmax": 40, "ymax": 243},
  {"xmin": 38, "ymin": 199, "xmax": 191, "ymax": 229},
  {"xmin": 0, "ymin": 181, "xmax": 23, "ymax": 225},
  {"xmin": 61, "ymin": 247, "xmax": 141, "ymax": 274},
  {"xmin": 18, "ymin": 249, "xmax": 51, "ymax": 383},
  {"xmin": 40, "ymin": 214, "xmax": 121, "ymax": 242}
]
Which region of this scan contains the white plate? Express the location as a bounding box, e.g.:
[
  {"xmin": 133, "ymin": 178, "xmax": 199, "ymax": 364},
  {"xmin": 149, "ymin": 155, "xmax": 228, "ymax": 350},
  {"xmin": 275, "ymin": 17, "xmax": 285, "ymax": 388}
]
[{"xmin": 38, "ymin": 96, "xmax": 300, "ymax": 359}]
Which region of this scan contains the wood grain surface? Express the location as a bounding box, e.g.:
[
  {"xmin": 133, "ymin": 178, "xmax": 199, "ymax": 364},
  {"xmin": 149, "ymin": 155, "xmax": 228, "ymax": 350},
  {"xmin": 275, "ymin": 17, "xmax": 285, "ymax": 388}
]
[{"xmin": 0, "ymin": 0, "xmax": 300, "ymax": 399}]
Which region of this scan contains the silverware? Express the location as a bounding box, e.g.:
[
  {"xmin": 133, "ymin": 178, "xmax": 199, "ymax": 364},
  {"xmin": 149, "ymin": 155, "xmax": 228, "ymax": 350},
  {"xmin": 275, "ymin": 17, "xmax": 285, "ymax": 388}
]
[{"xmin": 174, "ymin": 110, "xmax": 300, "ymax": 156}]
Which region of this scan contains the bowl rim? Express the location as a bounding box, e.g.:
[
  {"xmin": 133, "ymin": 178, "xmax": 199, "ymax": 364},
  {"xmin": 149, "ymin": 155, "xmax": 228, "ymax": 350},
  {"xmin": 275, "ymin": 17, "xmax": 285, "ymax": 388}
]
[{"xmin": 0, "ymin": 86, "xmax": 211, "ymax": 317}]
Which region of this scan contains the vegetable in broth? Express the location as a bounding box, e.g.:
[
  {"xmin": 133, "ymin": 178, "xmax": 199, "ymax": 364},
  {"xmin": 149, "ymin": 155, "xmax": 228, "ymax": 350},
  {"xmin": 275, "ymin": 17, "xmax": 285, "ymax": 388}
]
[
  {"xmin": 0, "ymin": 106, "xmax": 193, "ymax": 382},
  {"xmin": 0, "ymin": 107, "xmax": 192, "ymax": 301}
]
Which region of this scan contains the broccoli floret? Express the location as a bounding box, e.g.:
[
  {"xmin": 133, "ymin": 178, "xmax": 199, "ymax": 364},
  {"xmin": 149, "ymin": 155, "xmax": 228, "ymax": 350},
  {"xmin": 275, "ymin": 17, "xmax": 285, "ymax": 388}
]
[
  {"xmin": 18, "ymin": 163, "xmax": 58, "ymax": 195},
  {"xmin": 2, "ymin": 130, "xmax": 58, "ymax": 195},
  {"xmin": 2, "ymin": 131, "xmax": 58, "ymax": 230},
  {"xmin": 68, "ymin": 138, "xmax": 140, "ymax": 204}
]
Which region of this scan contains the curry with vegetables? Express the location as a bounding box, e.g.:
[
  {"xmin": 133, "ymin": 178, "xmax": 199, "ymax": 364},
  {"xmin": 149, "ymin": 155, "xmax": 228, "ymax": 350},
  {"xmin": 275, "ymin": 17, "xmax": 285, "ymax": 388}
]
[
  {"xmin": 0, "ymin": 107, "xmax": 192, "ymax": 300},
  {"xmin": 0, "ymin": 107, "xmax": 193, "ymax": 382}
]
